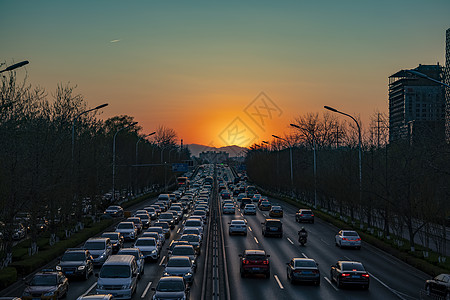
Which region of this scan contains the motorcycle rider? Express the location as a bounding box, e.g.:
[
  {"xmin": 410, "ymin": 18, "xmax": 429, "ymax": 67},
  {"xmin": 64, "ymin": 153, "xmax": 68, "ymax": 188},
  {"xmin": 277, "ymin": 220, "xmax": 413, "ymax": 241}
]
[{"xmin": 298, "ymin": 227, "xmax": 308, "ymax": 243}]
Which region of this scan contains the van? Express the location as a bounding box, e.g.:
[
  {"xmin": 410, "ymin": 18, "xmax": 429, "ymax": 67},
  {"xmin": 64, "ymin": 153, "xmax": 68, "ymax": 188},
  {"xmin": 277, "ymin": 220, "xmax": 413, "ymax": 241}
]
[{"xmin": 96, "ymin": 255, "xmax": 139, "ymax": 299}]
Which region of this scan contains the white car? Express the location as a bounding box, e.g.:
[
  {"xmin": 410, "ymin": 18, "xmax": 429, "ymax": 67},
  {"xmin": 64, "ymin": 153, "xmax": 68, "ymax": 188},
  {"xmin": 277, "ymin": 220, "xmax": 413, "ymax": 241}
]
[
  {"xmin": 134, "ymin": 237, "xmax": 160, "ymax": 260},
  {"xmin": 223, "ymin": 203, "xmax": 235, "ymax": 214},
  {"xmin": 243, "ymin": 204, "xmax": 256, "ymax": 215},
  {"xmin": 335, "ymin": 230, "xmax": 361, "ymax": 249},
  {"xmin": 116, "ymin": 222, "xmax": 137, "ymax": 241},
  {"xmin": 228, "ymin": 219, "xmax": 247, "ymax": 236}
]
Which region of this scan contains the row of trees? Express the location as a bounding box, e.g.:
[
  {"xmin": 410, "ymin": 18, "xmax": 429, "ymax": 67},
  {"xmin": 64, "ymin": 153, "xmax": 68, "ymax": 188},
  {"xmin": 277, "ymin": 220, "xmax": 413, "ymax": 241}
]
[
  {"xmin": 0, "ymin": 71, "xmax": 190, "ymax": 266},
  {"xmin": 246, "ymin": 112, "xmax": 450, "ymax": 255}
]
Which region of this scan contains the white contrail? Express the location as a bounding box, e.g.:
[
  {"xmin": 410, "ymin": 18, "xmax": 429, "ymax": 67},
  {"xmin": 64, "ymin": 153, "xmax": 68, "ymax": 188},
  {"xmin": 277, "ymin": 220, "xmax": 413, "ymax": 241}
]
[{"xmin": 110, "ymin": 39, "xmax": 120, "ymax": 43}]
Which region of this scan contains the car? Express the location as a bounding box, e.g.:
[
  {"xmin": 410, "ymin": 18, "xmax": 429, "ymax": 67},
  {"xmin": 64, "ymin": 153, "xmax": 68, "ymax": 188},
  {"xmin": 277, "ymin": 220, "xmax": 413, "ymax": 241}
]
[
  {"xmin": 135, "ymin": 213, "xmax": 151, "ymax": 228},
  {"xmin": 149, "ymin": 205, "xmax": 162, "ymax": 216},
  {"xmin": 243, "ymin": 204, "xmax": 257, "ymax": 215},
  {"xmin": 146, "ymin": 226, "xmax": 166, "ymax": 245},
  {"xmin": 261, "ymin": 219, "xmax": 283, "ymax": 237},
  {"xmin": 286, "ymin": 258, "xmax": 320, "ymax": 285},
  {"xmin": 269, "ymin": 206, "xmax": 283, "ymax": 217},
  {"xmin": 158, "ymin": 212, "xmax": 175, "ymax": 229},
  {"xmin": 154, "ymin": 221, "xmax": 171, "ymax": 239},
  {"xmin": 22, "ymin": 269, "xmax": 69, "ymax": 300},
  {"xmin": 143, "ymin": 207, "xmax": 157, "ymax": 220},
  {"xmin": 141, "ymin": 231, "xmax": 163, "ymax": 250},
  {"xmin": 151, "ymin": 276, "xmax": 190, "ymax": 300},
  {"xmin": 259, "ymin": 201, "xmax": 271, "ymax": 211},
  {"xmin": 56, "ymin": 248, "xmax": 94, "ymax": 280},
  {"xmin": 221, "ymin": 191, "xmax": 231, "ymax": 199},
  {"xmin": 12, "ymin": 223, "xmax": 26, "ymax": 240},
  {"xmin": 236, "ymin": 193, "xmax": 247, "ymax": 202},
  {"xmin": 330, "ymin": 261, "xmax": 369, "ymax": 289},
  {"xmin": 104, "ymin": 205, "xmax": 124, "ymax": 218},
  {"xmin": 296, "ymin": 209, "xmax": 314, "ymax": 223},
  {"xmin": 134, "ymin": 237, "xmax": 160, "ymax": 261},
  {"xmin": 167, "ymin": 240, "xmax": 191, "ymax": 256},
  {"xmin": 169, "ymin": 206, "xmax": 184, "ymax": 219},
  {"xmin": 163, "ymin": 256, "xmax": 195, "ymax": 284},
  {"xmin": 425, "ymin": 273, "xmax": 450, "ymax": 299},
  {"xmin": 116, "ymin": 222, "xmax": 138, "ymax": 241},
  {"xmin": 183, "ymin": 219, "xmax": 204, "ymax": 236},
  {"xmin": 170, "ymin": 245, "xmax": 197, "ymax": 267},
  {"xmin": 335, "ymin": 230, "xmax": 362, "ymax": 249},
  {"xmin": 101, "ymin": 232, "xmax": 124, "ymax": 253},
  {"xmin": 181, "ymin": 227, "xmax": 202, "ymax": 243},
  {"xmin": 223, "ymin": 203, "xmax": 235, "ymax": 214},
  {"xmin": 179, "ymin": 234, "xmax": 201, "ymax": 255},
  {"xmin": 239, "ymin": 250, "xmax": 270, "ymax": 278},
  {"xmin": 191, "ymin": 210, "xmax": 207, "ymax": 222},
  {"xmin": 83, "ymin": 237, "xmax": 113, "ymax": 266},
  {"xmin": 228, "ymin": 219, "xmax": 247, "ymax": 236},
  {"xmin": 117, "ymin": 248, "xmax": 145, "ymax": 277},
  {"xmin": 127, "ymin": 217, "xmax": 143, "ymax": 234}
]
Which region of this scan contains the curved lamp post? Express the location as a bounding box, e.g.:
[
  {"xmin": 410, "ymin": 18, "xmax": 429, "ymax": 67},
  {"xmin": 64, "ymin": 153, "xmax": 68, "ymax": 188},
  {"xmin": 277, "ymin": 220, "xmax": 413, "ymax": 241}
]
[
  {"xmin": 324, "ymin": 105, "xmax": 362, "ymax": 207},
  {"xmin": 404, "ymin": 69, "xmax": 450, "ymax": 88},
  {"xmin": 0, "ymin": 60, "xmax": 29, "ymax": 73},
  {"xmin": 136, "ymin": 131, "xmax": 156, "ymax": 165},
  {"xmin": 290, "ymin": 123, "xmax": 317, "ymax": 208},
  {"xmin": 272, "ymin": 134, "xmax": 293, "ymax": 188},
  {"xmin": 113, "ymin": 122, "xmax": 138, "ymax": 201}
]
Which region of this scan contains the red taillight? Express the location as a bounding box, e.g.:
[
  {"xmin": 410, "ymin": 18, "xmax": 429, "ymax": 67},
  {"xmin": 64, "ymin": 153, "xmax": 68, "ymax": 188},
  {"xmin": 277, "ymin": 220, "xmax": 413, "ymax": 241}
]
[
  {"xmin": 356, "ymin": 238, "xmax": 361, "ymax": 241},
  {"xmin": 362, "ymin": 274, "xmax": 369, "ymax": 278},
  {"xmin": 263, "ymin": 260, "xmax": 269, "ymax": 265},
  {"xmin": 342, "ymin": 237, "xmax": 348, "ymax": 241},
  {"xmin": 311, "ymin": 214, "xmax": 314, "ymax": 217},
  {"xmin": 243, "ymin": 259, "xmax": 249, "ymax": 264},
  {"xmin": 341, "ymin": 273, "xmax": 350, "ymax": 277},
  {"xmin": 300, "ymin": 214, "xmax": 304, "ymax": 216}
]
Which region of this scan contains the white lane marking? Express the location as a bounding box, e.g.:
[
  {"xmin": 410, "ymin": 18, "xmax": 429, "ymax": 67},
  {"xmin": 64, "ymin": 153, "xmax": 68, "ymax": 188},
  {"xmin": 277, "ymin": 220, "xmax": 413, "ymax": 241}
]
[
  {"xmin": 324, "ymin": 276, "xmax": 339, "ymax": 291},
  {"xmin": 141, "ymin": 281, "xmax": 152, "ymax": 298},
  {"xmin": 159, "ymin": 255, "xmax": 166, "ymax": 266},
  {"xmin": 254, "ymin": 237, "xmax": 259, "ymax": 244},
  {"xmin": 344, "ymin": 255, "xmax": 351, "ymax": 260},
  {"xmin": 274, "ymin": 274, "xmax": 284, "ymax": 289},
  {"xmin": 81, "ymin": 282, "xmax": 97, "ymax": 297},
  {"xmin": 248, "ymin": 227, "xmax": 252, "ymax": 232},
  {"xmin": 287, "ymin": 238, "xmax": 294, "ymax": 245},
  {"xmin": 177, "ymin": 228, "xmax": 181, "ymax": 234},
  {"xmin": 320, "ymin": 238, "xmax": 330, "ymax": 245},
  {"xmin": 301, "ymin": 252, "xmax": 308, "ymax": 258},
  {"xmin": 369, "ymin": 272, "xmax": 407, "ymax": 300}
]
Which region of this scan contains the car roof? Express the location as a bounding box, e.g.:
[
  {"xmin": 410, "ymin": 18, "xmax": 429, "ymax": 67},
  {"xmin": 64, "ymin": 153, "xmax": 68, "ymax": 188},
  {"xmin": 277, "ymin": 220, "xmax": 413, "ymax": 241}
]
[
  {"xmin": 104, "ymin": 254, "xmax": 135, "ymax": 265},
  {"xmin": 244, "ymin": 250, "xmax": 266, "ymax": 255},
  {"xmin": 86, "ymin": 237, "xmax": 108, "ymax": 242},
  {"xmin": 265, "ymin": 219, "xmax": 281, "ymax": 222}
]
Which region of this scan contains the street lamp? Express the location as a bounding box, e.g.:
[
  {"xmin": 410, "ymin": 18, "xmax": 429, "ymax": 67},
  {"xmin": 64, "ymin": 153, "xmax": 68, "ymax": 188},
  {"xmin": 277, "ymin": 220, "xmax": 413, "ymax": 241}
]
[
  {"xmin": 136, "ymin": 132, "xmax": 156, "ymax": 165},
  {"xmin": 404, "ymin": 69, "xmax": 450, "ymax": 88},
  {"xmin": 0, "ymin": 60, "xmax": 29, "ymax": 73},
  {"xmin": 272, "ymin": 134, "xmax": 293, "ymax": 189},
  {"xmin": 290, "ymin": 123, "xmax": 317, "ymax": 208},
  {"xmin": 113, "ymin": 122, "xmax": 138, "ymax": 201},
  {"xmin": 324, "ymin": 105, "xmax": 362, "ymax": 208},
  {"xmin": 72, "ymin": 103, "xmax": 109, "ymax": 165}
]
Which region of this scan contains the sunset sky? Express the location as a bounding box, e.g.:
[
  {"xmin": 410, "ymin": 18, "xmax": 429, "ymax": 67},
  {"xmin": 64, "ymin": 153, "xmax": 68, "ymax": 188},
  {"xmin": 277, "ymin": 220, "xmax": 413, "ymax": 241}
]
[{"xmin": 2, "ymin": 1, "xmax": 449, "ymax": 147}]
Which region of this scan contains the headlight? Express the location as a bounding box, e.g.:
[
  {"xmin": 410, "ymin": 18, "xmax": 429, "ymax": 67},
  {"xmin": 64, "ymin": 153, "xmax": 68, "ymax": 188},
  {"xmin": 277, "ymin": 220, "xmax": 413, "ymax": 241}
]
[
  {"xmin": 99, "ymin": 252, "xmax": 106, "ymax": 259},
  {"xmin": 163, "ymin": 272, "xmax": 170, "ymax": 276},
  {"xmin": 43, "ymin": 291, "xmax": 55, "ymax": 296},
  {"xmin": 151, "ymin": 249, "xmax": 157, "ymax": 253},
  {"xmin": 184, "ymin": 272, "xmax": 193, "ymax": 278},
  {"xmin": 56, "ymin": 265, "xmax": 61, "ymax": 271},
  {"xmin": 78, "ymin": 265, "xmax": 86, "ymax": 270}
]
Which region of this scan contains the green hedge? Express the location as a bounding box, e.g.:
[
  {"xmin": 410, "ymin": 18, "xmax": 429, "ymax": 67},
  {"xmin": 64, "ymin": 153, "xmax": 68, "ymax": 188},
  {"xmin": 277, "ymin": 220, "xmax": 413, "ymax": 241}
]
[{"xmin": 0, "ymin": 267, "xmax": 18, "ymax": 290}]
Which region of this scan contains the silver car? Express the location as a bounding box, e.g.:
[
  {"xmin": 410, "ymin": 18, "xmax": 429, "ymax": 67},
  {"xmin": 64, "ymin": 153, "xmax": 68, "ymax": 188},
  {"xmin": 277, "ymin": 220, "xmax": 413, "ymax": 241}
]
[
  {"xmin": 163, "ymin": 256, "xmax": 195, "ymax": 284},
  {"xmin": 134, "ymin": 237, "xmax": 160, "ymax": 261}
]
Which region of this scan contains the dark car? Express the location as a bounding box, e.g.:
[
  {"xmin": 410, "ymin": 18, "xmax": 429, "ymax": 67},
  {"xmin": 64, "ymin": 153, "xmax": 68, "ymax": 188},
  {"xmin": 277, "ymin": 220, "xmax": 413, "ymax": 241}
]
[
  {"xmin": 103, "ymin": 205, "xmax": 123, "ymax": 218},
  {"xmin": 286, "ymin": 258, "xmax": 320, "ymax": 285},
  {"xmin": 259, "ymin": 201, "xmax": 271, "ymax": 211},
  {"xmin": 239, "ymin": 250, "xmax": 270, "ymax": 278},
  {"xmin": 22, "ymin": 270, "xmax": 69, "ymax": 300},
  {"xmin": 101, "ymin": 232, "xmax": 124, "ymax": 253},
  {"xmin": 262, "ymin": 219, "xmax": 283, "ymax": 238},
  {"xmin": 56, "ymin": 248, "xmax": 94, "ymax": 280},
  {"xmin": 240, "ymin": 198, "xmax": 252, "ymax": 209},
  {"xmin": 167, "ymin": 240, "xmax": 190, "ymax": 256},
  {"xmin": 425, "ymin": 273, "xmax": 450, "ymax": 299},
  {"xmin": 330, "ymin": 261, "xmax": 369, "ymax": 289},
  {"xmin": 151, "ymin": 276, "xmax": 190, "ymax": 300},
  {"xmin": 296, "ymin": 209, "xmax": 314, "ymax": 223}
]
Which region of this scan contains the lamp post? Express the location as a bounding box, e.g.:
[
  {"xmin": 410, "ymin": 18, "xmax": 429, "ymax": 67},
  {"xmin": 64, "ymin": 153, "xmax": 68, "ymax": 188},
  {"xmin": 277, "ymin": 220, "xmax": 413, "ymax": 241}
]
[
  {"xmin": 136, "ymin": 132, "xmax": 156, "ymax": 166},
  {"xmin": 272, "ymin": 134, "xmax": 293, "ymax": 189},
  {"xmin": 0, "ymin": 60, "xmax": 29, "ymax": 73},
  {"xmin": 324, "ymin": 105, "xmax": 362, "ymax": 209},
  {"xmin": 113, "ymin": 122, "xmax": 138, "ymax": 201},
  {"xmin": 404, "ymin": 69, "xmax": 450, "ymax": 88},
  {"xmin": 72, "ymin": 104, "xmax": 108, "ymax": 166},
  {"xmin": 290, "ymin": 123, "xmax": 317, "ymax": 208}
]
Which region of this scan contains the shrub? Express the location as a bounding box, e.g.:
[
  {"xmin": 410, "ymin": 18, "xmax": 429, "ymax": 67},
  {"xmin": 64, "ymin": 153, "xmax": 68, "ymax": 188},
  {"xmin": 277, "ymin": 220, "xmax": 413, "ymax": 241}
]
[{"xmin": 0, "ymin": 267, "xmax": 17, "ymax": 290}]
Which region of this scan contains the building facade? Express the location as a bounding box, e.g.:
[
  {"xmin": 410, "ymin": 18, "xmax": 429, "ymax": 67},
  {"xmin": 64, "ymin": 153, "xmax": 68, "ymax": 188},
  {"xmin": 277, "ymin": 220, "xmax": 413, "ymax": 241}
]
[
  {"xmin": 445, "ymin": 28, "xmax": 450, "ymax": 142},
  {"xmin": 388, "ymin": 64, "xmax": 446, "ymax": 143}
]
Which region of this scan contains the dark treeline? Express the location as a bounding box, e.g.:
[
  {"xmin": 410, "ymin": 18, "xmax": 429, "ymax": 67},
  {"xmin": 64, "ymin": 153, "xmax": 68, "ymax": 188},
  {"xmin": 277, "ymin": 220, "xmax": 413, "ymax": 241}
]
[
  {"xmin": 0, "ymin": 72, "xmax": 190, "ymax": 263},
  {"xmin": 246, "ymin": 112, "xmax": 450, "ymax": 255}
]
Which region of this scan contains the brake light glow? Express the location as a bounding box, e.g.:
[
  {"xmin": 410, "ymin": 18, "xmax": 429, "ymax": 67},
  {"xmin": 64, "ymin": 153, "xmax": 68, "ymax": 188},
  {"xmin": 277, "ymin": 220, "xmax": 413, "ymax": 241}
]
[
  {"xmin": 341, "ymin": 273, "xmax": 350, "ymax": 277},
  {"xmin": 263, "ymin": 260, "xmax": 269, "ymax": 265},
  {"xmin": 362, "ymin": 274, "xmax": 369, "ymax": 278},
  {"xmin": 356, "ymin": 238, "xmax": 361, "ymax": 241},
  {"xmin": 342, "ymin": 237, "xmax": 348, "ymax": 241},
  {"xmin": 243, "ymin": 259, "xmax": 250, "ymax": 264}
]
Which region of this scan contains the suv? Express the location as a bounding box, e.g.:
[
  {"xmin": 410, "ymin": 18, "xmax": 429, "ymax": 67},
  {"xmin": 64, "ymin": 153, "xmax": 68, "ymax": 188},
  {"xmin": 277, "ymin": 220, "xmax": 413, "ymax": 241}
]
[
  {"xmin": 261, "ymin": 219, "xmax": 283, "ymax": 238},
  {"xmin": 83, "ymin": 237, "xmax": 113, "ymax": 266},
  {"xmin": 239, "ymin": 250, "xmax": 270, "ymax": 278},
  {"xmin": 240, "ymin": 198, "xmax": 252, "ymax": 209},
  {"xmin": 22, "ymin": 269, "xmax": 69, "ymax": 300},
  {"xmin": 152, "ymin": 276, "xmax": 190, "ymax": 300},
  {"xmin": 101, "ymin": 232, "xmax": 124, "ymax": 253},
  {"xmin": 116, "ymin": 221, "xmax": 138, "ymax": 241},
  {"xmin": 296, "ymin": 209, "xmax": 314, "ymax": 223},
  {"xmin": 56, "ymin": 248, "xmax": 94, "ymax": 280}
]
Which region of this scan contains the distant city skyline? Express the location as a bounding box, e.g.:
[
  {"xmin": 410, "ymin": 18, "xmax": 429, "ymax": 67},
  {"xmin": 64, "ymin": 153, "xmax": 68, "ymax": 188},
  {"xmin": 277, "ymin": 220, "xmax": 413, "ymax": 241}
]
[{"xmin": 2, "ymin": 1, "xmax": 449, "ymax": 147}]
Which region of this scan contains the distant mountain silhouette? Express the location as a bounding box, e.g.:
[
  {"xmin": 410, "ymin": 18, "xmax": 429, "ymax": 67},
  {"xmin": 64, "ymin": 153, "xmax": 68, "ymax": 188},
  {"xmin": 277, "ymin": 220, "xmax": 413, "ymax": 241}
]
[{"xmin": 186, "ymin": 144, "xmax": 247, "ymax": 157}]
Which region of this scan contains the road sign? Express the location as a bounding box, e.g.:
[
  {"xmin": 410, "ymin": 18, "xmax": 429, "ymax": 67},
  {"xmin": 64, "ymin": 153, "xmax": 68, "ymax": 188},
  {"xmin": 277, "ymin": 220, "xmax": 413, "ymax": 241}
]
[{"xmin": 172, "ymin": 163, "xmax": 189, "ymax": 173}]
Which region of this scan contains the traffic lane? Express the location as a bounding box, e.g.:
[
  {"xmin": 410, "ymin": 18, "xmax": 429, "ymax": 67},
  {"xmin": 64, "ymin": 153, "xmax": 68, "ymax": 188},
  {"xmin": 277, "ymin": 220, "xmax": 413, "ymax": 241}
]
[{"xmin": 279, "ymin": 205, "xmax": 426, "ymax": 299}]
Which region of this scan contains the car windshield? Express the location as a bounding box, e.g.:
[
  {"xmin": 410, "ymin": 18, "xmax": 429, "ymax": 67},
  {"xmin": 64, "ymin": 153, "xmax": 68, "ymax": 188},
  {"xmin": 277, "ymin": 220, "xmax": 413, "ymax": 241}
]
[
  {"xmin": 136, "ymin": 239, "xmax": 155, "ymax": 246},
  {"xmin": 107, "ymin": 206, "xmax": 119, "ymax": 211},
  {"xmin": 117, "ymin": 223, "xmax": 133, "ymax": 229},
  {"xmin": 183, "ymin": 229, "xmax": 199, "ymax": 234},
  {"xmin": 160, "ymin": 213, "xmax": 173, "ymax": 219},
  {"xmin": 157, "ymin": 280, "xmax": 185, "ymax": 292},
  {"xmin": 231, "ymin": 221, "xmax": 245, "ymax": 225},
  {"xmin": 61, "ymin": 252, "xmax": 85, "ymax": 261},
  {"xmin": 136, "ymin": 214, "xmax": 149, "ymax": 220},
  {"xmin": 155, "ymin": 223, "xmax": 169, "ymax": 229},
  {"xmin": 99, "ymin": 265, "xmax": 131, "ymax": 278},
  {"xmin": 343, "ymin": 231, "xmax": 359, "ymax": 237},
  {"xmin": 172, "ymin": 247, "xmax": 194, "ymax": 255},
  {"xmin": 102, "ymin": 234, "xmax": 119, "ymax": 241},
  {"xmin": 266, "ymin": 221, "xmax": 281, "ymax": 227},
  {"xmin": 167, "ymin": 258, "xmax": 191, "ymax": 267},
  {"xmin": 180, "ymin": 235, "xmax": 199, "ymax": 242},
  {"xmin": 147, "ymin": 228, "xmax": 163, "ymax": 234},
  {"xmin": 30, "ymin": 274, "xmax": 57, "ymax": 286},
  {"xmin": 118, "ymin": 251, "xmax": 139, "ymax": 259},
  {"xmin": 295, "ymin": 260, "xmax": 316, "ymax": 268},
  {"xmin": 84, "ymin": 241, "xmax": 105, "ymax": 250},
  {"xmin": 245, "ymin": 254, "xmax": 266, "ymax": 261},
  {"xmin": 342, "ymin": 263, "xmax": 365, "ymax": 271},
  {"xmin": 185, "ymin": 220, "xmax": 201, "ymax": 227},
  {"xmin": 301, "ymin": 210, "xmax": 312, "ymax": 214}
]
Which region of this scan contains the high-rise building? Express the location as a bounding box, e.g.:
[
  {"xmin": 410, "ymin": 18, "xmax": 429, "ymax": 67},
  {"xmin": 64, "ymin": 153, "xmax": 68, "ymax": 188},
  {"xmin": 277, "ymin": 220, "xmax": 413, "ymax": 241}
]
[
  {"xmin": 445, "ymin": 28, "xmax": 450, "ymax": 142},
  {"xmin": 388, "ymin": 64, "xmax": 446, "ymax": 143}
]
